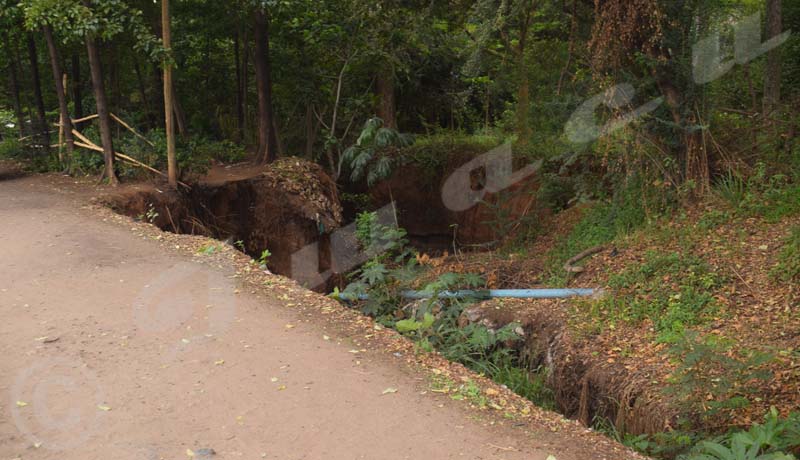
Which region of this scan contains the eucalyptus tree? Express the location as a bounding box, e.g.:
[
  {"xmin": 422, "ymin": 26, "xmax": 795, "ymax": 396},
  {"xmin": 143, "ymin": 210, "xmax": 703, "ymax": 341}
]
[
  {"xmin": 20, "ymin": 0, "xmax": 161, "ymax": 184},
  {"xmin": 161, "ymin": 0, "xmax": 176, "ymax": 186},
  {"xmin": 252, "ymin": 3, "xmax": 278, "ymax": 164},
  {"xmin": 0, "ymin": 1, "xmax": 26, "ymax": 137},
  {"xmin": 22, "ymin": 1, "xmax": 76, "ymax": 165},
  {"xmin": 25, "ymin": 33, "xmax": 49, "ymax": 149}
]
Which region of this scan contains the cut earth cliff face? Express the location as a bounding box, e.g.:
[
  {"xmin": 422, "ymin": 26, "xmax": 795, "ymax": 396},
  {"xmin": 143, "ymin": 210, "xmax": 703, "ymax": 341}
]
[
  {"xmin": 103, "ymin": 158, "xmax": 343, "ymax": 289},
  {"xmin": 371, "ymin": 162, "xmax": 544, "ymax": 248}
]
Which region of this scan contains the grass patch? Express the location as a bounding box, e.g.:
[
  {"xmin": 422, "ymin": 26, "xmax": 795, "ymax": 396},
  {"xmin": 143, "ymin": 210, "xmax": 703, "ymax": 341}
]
[
  {"xmin": 544, "ymin": 175, "xmax": 675, "ymax": 285},
  {"xmin": 589, "ymin": 251, "xmax": 723, "ymax": 343},
  {"xmin": 713, "ymin": 166, "xmax": 800, "ymax": 223}
]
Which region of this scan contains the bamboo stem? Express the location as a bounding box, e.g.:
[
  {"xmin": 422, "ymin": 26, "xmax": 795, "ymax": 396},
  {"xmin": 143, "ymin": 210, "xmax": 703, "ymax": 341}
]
[
  {"xmin": 110, "ymin": 112, "xmax": 155, "ymax": 146},
  {"xmin": 68, "ymin": 129, "xmax": 189, "ymax": 188},
  {"xmin": 71, "ymin": 113, "xmax": 99, "ymax": 124}
]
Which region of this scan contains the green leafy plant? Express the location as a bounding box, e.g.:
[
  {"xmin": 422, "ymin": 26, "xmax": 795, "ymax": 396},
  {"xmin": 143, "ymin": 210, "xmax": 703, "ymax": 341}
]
[
  {"xmin": 715, "ymin": 172, "xmax": 749, "ymax": 209},
  {"xmin": 258, "ymin": 249, "xmax": 272, "ymax": 266},
  {"xmin": 667, "ymin": 332, "xmax": 773, "ymax": 420},
  {"xmin": 342, "ymin": 117, "xmax": 414, "ymax": 186},
  {"xmin": 681, "ymin": 409, "xmax": 799, "ymax": 460},
  {"xmin": 396, "ymin": 312, "xmax": 435, "ymax": 334}
]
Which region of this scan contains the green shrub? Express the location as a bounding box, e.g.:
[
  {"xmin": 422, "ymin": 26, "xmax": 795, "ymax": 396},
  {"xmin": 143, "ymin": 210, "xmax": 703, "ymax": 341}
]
[
  {"xmin": 0, "ymin": 137, "xmax": 20, "ymax": 158},
  {"xmin": 772, "ymin": 226, "xmax": 800, "ymax": 283},
  {"xmin": 401, "ymin": 132, "xmax": 506, "ymax": 181},
  {"xmin": 667, "ymin": 332, "xmax": 773, "ymax": 420},
  {"xmin": 680, "ymin": 409, "xmax": 799, "ymax": 460},
  {"xmin": 715, "ymin": 172, "xmax": 748, "ymax": 208},
  {"xmin": 714, "ymin": 164, "xmax": 800, "ymax": 222}
]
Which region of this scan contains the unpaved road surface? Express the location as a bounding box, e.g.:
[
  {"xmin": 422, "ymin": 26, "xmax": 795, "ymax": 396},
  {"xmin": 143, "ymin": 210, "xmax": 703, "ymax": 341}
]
[{"xmin": 0, "ymin": 169, "xmax": 625, "ymax": 460}]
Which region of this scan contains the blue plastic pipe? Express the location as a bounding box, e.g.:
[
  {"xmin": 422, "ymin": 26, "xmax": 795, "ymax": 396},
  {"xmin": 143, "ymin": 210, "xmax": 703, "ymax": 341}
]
[{"xmin": 335, "ymin": 288, "xmax": 596, "ymax": 302}]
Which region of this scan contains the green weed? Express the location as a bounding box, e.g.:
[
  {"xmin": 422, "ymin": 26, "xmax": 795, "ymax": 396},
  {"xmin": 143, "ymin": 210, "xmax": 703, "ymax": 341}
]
[
  {"xmin": 771, "ymin": 226, "xmax": 800, "ymax": 283},
  {"xmin": 680, "ymin": 408, "xmax": 800, "ymax": 460},
  {"xmin": 667, "ymin": 332, "xmax": 774, "ymax": 420},
  {"xmin": 590, "ymin": 252, "xmax": 722, "ymax": 342}
]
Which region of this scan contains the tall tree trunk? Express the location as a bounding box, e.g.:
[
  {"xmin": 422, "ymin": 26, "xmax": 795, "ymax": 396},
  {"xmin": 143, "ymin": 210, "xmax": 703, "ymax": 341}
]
[
  {"xmin": 71, "ymin": 53, "xmax": 83, "ymax": 127},
  {"xmin": 515, "ymin": 3, "xmax": 534, "ymax": 146},
  {"xmin": 234, "ymin": 29, "xmax": 245, "ymax": 142},
  {"xmin": 84, "ymin": 34, "xmax": 117, "ymax": 184},
  {"xmin": 375, "ymin": 68, "xmax": 397, "ymax": 129},
  {"xmin": 27, "ymin": 33, "xmax": 49, "ymax": 148},
  {"xmin": 43, "ymin": 26, "xmax": 74, "ymax": 165},
  {"xmin": 4, "ymin": 38, "xmax": 25, "ymax": 137},
  {"xmin": 253, "ymin": 8, "xmax": 277, "ymax": 164},
  {"xmin": 162, "ymin": 0, "xmax": 177, "ymax": 187},
  {"xmin": 763, "ymin": 0, "xmax": 782, "ymax": 117}
]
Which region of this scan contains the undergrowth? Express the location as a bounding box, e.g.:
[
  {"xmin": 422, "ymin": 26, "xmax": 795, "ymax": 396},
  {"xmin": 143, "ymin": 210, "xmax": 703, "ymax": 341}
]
[
  {"xmin": 714, "ymin": 164, "xmax": 800, "ymax": 223},
  {"xmin": 590, "ymin": 251, "xmax": 723, "ymax": 343},
  {"xmin": 336, "ymin": 210, "xmax": 556, "ymax": 410},
  {"xmin": 772, "ymin": 226, "xmax": 800, "ymax": 283},
  {"xmin": 544, "ymin": 175, "xmax": 676, "ymax": 285}
]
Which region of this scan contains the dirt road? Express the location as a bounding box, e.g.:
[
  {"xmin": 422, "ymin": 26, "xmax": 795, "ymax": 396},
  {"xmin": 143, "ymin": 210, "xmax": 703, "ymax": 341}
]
[{"xmin": 0, "ymin": 168, "xmax": 631, "ymax": 460}]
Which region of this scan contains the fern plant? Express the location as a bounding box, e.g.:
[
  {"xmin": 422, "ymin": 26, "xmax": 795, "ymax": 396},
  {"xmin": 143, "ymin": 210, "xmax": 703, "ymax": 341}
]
[{"xmin": 341, "ymin": 117, "xmax": 414, "ymax": 186}]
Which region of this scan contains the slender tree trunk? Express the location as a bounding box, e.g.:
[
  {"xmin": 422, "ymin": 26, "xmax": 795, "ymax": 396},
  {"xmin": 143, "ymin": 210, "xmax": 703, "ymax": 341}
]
[
  {"xmin": 162, "ymin": 0, "xmax": 177, "ymax": 187},
  {"xmin": 4, "ymin": 38, "xmax": 25, "ymax": 138},
  {"xmin": 253, "ymin": 8, "xmax": 277, "ymax": 164},
  {"xmin": 109, "ymin": 43, "xmax": 121, "ymax": 119},
  {"xmin": 743, "ymin": 64, "xmax": 760, "ymax": 155},
  {"xmin": 171, "ymin": 83, "xmax": 187, "ymax": 137},
  {"xmin": 272, "ymin": 116, "xmax": 285, "ymax": 156},
  {"xmin": 43, "ymin": 26, "xmax": 74, "ymax": 164},
  {"xmin": 375, "ymin": 68, "xmax": 397, "ymax": 129},
  {"xmin": 557, "ymin": 0, "xmax": 578, "ymax": 96},
  {"xmin": 133, "ymin": 57, "xmax": 154, "ymax": 128},
  {"xmin": 71, "ymin": 53, "xmax": 83, "ymax": 127},
  {"xmin": 305, "ymin": 103, "xmax": 317, "ymax": 158},
  {"xmin": 234, "ymin": 29, "xmax": 245, "ymax": 142},
  {"xmin": 763, "ymin": 0, "xmax": 782, "ymax": 117},
  {"xmin": 84, "ymin": 34, "xmax": 117, "ymax": 184},
  {"xmin": 27, "ymin": 33, "xmax": 49, "ymax": 148},
  {"xmin": 515, "ymin": 4, "xmax": 534, "ymax": 146},
  {"xmin": 242, "ymin": 25, "xmax": 249, "ymax": 144}
]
